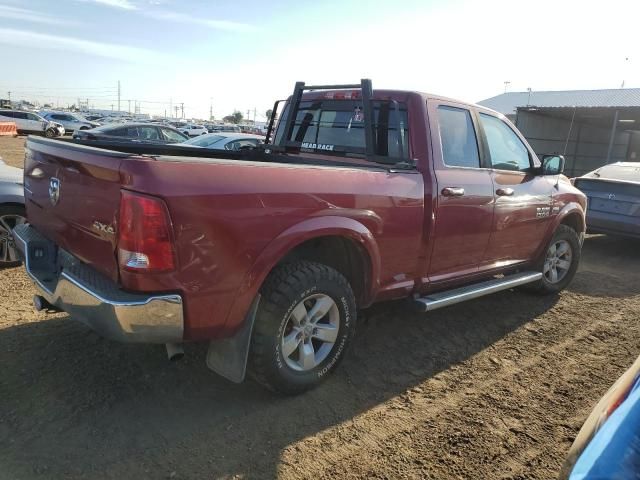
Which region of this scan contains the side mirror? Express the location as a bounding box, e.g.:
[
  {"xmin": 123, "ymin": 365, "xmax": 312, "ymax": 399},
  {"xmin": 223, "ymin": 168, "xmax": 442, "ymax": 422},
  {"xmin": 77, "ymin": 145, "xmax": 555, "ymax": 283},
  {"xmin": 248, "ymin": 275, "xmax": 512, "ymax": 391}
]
[{"xmin": 541, "ymin": 154, "xmax": 565, "ymax": 175}]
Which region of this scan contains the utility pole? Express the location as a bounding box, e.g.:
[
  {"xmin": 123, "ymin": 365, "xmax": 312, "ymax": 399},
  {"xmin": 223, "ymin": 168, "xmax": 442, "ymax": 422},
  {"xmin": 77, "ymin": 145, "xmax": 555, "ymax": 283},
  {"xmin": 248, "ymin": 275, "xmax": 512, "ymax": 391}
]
[
  {"xmin": 210, "ymin": 97, "xmax": 213, "ymax": 121},
  {"xmin": 7, "ymin": 91, "xmax": 10, "ymax": 102},
  {"xmin": 180, "ymin": 103, "xmax": 184, "ymax": 119},
  {"xmin": 253, "ymin": 108, "xmax": 257, "ymax": 123},
  {"xmin": 174, "ymin": 105, "xmax": 179, "ymax": 118},
  {"xmin": 128, "ymin": 99, "xmax": 131, "ymax": 114},
  {"xmin": 503, "ymin": 81, "xmax": 510, "ymax": 93},
  {"xmin": 526, "ymin": 87, "xmax": 532, "ymax": 106},
  {"xmin": 117, "ymin": 80, "xmax": 121, "ymax": 112}
]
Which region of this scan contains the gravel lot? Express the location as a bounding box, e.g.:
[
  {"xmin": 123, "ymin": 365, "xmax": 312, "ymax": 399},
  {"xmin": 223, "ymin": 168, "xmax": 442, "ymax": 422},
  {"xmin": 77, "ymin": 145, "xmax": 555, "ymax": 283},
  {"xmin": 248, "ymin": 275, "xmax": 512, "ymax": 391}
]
[
  {"xmin": 0, "ymin": 136, "xmax": 26, "ymax": 168},
  {"xmin": 1, "ymin": 136, "xmax": 639, "ymax": 479}
]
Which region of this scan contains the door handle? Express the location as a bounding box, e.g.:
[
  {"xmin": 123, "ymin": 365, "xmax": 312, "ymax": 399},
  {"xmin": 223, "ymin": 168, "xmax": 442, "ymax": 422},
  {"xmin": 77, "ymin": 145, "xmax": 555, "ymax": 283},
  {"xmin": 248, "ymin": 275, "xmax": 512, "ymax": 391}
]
[
  {"xmin": 496, "ymin": 188, "xmax": 514, "ymax": 196},
  {"xmin": 441, "ymin": 187, "xmax": 465, "ymax": 197}
]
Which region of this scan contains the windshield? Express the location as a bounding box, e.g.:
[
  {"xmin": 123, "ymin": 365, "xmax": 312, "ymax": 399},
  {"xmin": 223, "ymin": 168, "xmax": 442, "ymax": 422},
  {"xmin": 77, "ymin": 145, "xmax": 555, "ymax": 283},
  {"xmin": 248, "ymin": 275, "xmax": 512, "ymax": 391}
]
[{"xmin": 184, "ymin": 134, "xmax": 226, "ymax": 147}]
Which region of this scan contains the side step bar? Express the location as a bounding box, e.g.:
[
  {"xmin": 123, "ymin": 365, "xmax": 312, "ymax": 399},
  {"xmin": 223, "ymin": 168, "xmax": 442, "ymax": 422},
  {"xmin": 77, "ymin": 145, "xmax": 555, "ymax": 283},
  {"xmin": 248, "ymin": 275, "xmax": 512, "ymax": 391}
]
[{"xmin": 413, "ymin": 271, "xmax": 542, "ymax": 313}]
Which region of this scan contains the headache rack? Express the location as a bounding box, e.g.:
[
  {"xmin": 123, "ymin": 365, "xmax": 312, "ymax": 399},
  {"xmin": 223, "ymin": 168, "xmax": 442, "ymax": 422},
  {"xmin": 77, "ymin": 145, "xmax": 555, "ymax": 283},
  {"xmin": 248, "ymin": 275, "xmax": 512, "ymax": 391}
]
[{"xmin": 264, "ymin": 79, "xmax": 409, "ymax": 166}]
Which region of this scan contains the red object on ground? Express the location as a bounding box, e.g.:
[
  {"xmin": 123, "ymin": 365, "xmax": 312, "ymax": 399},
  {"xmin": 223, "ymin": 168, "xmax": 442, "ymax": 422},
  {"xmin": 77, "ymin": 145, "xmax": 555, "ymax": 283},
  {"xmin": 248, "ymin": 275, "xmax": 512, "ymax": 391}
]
[{"xmin": 0, "ymin": 122, "xmax": 17, "ymax": 136}]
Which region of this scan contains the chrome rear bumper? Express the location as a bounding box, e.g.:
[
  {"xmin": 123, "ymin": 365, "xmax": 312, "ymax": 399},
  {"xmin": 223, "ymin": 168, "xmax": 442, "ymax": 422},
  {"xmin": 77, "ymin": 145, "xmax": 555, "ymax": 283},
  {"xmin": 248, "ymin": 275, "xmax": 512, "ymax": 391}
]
[{"xmin": 13, "ymin": 224, "xmax": 184, "ymax": 343}]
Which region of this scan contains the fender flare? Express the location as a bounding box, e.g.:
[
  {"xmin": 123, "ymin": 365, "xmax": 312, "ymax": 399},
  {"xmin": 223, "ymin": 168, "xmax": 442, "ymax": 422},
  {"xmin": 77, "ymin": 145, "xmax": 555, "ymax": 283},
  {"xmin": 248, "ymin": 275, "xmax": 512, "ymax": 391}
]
[
  {"xmin": 206, "ymin": 216, "xmax": 380, "ymax": 383},
  {"xmin": 229, "ymin": 215, "xmax": 380, "ymax": 334},
  {"xmin": 533, "ymin": 202, "xmax": 586, "ymax": 263},
  {"xmin": 553, "ymin": 202, "xmax": 586, "ymax": 233}
]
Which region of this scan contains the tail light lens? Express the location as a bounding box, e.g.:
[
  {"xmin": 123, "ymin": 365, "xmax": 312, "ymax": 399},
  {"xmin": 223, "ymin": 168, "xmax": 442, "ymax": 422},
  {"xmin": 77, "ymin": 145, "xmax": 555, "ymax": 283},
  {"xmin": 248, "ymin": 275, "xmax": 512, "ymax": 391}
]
[{"xmin": 118, "ymin": 190, "xmax": 176, "ymax": 273}]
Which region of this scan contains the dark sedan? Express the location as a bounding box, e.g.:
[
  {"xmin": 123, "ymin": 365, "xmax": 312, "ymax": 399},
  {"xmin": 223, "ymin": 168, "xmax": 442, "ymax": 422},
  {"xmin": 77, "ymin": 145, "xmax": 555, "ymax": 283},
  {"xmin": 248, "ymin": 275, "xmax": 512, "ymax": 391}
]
[
  {"xmin": 573, "ymin": 162, "xmax": 640, "ymax": 238},
  {"xmin": 73, "ymin": 123, "xmax": 189, "ymax": 144}
]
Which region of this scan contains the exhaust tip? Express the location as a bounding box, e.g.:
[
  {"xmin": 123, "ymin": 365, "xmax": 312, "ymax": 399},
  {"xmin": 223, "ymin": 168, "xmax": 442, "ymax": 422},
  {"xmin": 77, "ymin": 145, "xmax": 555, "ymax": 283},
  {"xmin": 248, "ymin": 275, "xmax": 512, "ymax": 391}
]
[
  {"xmin": 33, "ymin": 295, "xmax": 50, "ymax": 312},
  {"xmin": 165, "ymin": 343, "xmax": 184, "ymax": 362}
]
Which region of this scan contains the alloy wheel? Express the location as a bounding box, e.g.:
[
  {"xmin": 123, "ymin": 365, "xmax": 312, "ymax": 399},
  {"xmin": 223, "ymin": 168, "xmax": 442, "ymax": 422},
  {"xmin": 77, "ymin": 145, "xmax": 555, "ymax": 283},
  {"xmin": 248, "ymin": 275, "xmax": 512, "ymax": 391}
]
[{"xmin": 280, "ymin": 293, "xmax": 340, "ymax": 372}]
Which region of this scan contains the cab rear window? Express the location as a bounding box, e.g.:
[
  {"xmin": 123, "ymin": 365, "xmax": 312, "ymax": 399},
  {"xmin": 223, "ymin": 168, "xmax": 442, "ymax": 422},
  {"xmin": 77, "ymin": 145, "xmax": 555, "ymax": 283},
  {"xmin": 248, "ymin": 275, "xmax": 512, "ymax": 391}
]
[{"xmin": 274, "ymin": 99, "xmax": 409, "ymax": 159}]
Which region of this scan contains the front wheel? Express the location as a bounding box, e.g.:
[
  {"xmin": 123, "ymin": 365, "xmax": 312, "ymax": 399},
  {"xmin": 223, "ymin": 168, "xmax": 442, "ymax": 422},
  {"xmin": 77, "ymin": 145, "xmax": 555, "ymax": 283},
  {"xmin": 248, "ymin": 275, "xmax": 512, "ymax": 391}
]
[
  {"xmin": 528, "ymin": 225, "xmax": 581, "ymax": 294},
  {"xmin": 248, "ymin": 261, "xmax": 357, "ymax": 395}
]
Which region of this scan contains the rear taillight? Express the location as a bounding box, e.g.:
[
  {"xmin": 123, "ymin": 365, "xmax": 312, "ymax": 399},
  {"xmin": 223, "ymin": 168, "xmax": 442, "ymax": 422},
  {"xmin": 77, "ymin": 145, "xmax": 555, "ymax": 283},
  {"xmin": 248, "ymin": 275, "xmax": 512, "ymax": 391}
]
[{"xmin": 118, "ymin": 190, "xmax": 176, "ymax": 273}]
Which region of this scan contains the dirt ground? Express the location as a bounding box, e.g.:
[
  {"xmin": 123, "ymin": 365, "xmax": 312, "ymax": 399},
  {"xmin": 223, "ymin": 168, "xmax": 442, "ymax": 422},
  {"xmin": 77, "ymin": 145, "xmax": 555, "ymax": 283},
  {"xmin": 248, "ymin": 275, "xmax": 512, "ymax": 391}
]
[
  {"xmin": 1, "ymin": 136, "xmax": 640, "ymax": 479},
  {"xmin": 0, "ymin": 136, "xmax": 27, "ymax": 168}
]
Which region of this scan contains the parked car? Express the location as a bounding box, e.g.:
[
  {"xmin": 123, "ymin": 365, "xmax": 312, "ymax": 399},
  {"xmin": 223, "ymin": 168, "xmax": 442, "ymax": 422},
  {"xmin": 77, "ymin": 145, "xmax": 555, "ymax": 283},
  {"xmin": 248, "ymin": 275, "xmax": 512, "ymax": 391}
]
[
  {"xmin": 207, "ymin": 124, "xmax": 241, "ymax": 133},
  {"xmin": 39, "ymin": 112, "xmax": 99, "ymax": 133},
  {"xmin": 14, "ymin": 79, "xmax": 586, "ymax": 394},
  {"xmin": 73, "ymin": 123, "xmax": 188, "ymax": 143},
  {"xmin": 560, "ymin": 354, "xmax": 640, "ymax": 479},
  {"xmin": 182, "ymin": 132, "xmax": 264, "ymax": 150},
  {"xmin": 573, "ymin": 162, "xmax": 640, "ymax": 238},
  {"xmin": 0, "ymin": 156, "xmax": 25, "ymax": 268},
  {"xmin": 180, "ymin": 124, "xmax": 208, "ymax": 137},
  {"xmin": 0, "ymin": 109, "xmax": 64, "ymax": 137}
]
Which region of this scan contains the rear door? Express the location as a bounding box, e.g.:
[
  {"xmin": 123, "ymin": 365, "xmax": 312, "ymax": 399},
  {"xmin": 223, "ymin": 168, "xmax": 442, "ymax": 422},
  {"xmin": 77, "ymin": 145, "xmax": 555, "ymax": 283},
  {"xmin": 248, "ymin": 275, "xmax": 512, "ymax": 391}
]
[
  {"xmin": 11, "ymin": 112, "xmax": 30, "ymax": 131},
  {"xmin": 477, "ymin": 111, "xmax": 553, "ymax": 266},
  {"xmin": 427, "ymin": 101, "xmax": 495, "ymax": 282}
]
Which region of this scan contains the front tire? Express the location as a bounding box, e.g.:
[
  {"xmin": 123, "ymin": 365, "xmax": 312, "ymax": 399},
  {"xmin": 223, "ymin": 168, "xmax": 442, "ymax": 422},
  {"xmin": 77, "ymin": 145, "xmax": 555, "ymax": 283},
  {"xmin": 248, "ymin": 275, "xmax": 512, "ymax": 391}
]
[
  {"xmin": 248, "ymin": 261, "xmax": 357, "ymax": 395},
  {"xmin": 528, "ymin": 224, "xmax": 581, "ymax": 294}
]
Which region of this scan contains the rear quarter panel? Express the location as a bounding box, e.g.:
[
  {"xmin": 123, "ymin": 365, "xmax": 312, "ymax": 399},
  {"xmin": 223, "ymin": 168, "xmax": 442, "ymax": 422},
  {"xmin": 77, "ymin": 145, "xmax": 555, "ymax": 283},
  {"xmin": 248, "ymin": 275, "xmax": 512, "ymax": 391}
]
[{"xmin": 119, "ymin": 158, "xmax": 426, "ymax": 340}]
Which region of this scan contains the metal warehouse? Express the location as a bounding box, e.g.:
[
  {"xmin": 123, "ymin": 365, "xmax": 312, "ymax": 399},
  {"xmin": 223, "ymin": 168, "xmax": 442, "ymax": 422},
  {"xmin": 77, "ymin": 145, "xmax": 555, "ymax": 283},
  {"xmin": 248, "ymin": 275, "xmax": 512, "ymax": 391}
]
[{"xmin": 479, "ymin": 88, "xmax": 640, "ymax": 177}]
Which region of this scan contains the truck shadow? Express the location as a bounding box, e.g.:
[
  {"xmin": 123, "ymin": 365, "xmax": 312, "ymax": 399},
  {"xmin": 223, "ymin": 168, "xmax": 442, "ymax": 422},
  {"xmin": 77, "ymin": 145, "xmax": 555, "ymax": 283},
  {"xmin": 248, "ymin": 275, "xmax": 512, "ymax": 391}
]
[
  {"xmin": 570, "ymin": 234, "xmax": 640, "ymax": 298},
  {"xmin": 0, "ymin": 289, "xmax": 559, "ymax": 480}
]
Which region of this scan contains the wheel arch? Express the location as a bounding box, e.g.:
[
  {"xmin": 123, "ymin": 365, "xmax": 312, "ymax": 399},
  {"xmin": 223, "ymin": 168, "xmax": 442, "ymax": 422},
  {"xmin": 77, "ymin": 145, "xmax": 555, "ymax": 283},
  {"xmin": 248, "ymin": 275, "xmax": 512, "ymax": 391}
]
[{"xmin": 222, "ymin": 216, "xmax": 381, "ymax": 336}]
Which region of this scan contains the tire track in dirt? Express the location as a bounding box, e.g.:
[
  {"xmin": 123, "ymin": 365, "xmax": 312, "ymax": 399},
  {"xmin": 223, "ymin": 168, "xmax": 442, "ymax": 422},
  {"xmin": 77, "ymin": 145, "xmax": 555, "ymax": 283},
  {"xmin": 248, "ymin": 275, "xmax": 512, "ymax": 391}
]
[{"xmin": 279, "ymin": 293, "xmax": 640, "ymax": 479}]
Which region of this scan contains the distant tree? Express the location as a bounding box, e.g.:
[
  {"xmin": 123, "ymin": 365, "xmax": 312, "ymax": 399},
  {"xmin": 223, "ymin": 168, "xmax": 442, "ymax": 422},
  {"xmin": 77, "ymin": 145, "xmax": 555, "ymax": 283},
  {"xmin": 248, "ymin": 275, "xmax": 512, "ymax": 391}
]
[
  {"xmin": 223, "ymin": 110, "xmax": 244, "ymax": 124},
  {"xmin": 265, "ymin": 109, "xmax": 273, "ymax": 120}
]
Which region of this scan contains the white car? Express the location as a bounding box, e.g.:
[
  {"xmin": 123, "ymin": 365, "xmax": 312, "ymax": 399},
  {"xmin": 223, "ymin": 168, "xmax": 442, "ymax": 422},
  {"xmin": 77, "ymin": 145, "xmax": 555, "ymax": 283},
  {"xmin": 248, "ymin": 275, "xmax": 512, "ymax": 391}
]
[
  {"xmin": 181, "ymin": 132, "xmax": 264, "ymax": 151},
  {"xmin": 0, "ymin": 109, "xmax": 64, "ymax": 137},
  {"xmin": 39, "ymin": 112, "xmax": 99, "ymax": 133},
  {"xmin": 180, "ymin": 124, "xmax": 208, "ymax": 137}
]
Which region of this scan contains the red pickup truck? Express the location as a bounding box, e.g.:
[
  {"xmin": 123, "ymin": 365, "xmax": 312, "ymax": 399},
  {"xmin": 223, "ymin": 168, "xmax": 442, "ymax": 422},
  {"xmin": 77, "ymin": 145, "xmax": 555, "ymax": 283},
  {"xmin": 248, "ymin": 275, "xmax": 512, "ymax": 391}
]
[{"xmin": 15, "ymin": 80, "xmax": 586, "ymax": 394}]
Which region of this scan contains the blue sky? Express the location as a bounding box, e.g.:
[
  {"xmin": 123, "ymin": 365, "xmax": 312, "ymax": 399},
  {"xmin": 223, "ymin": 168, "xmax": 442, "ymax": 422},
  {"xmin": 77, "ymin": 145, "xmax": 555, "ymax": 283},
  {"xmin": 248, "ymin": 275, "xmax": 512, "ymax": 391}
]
[{"xmin": 0, "ymin": 0, "xmax": 638, "ymax": 120}]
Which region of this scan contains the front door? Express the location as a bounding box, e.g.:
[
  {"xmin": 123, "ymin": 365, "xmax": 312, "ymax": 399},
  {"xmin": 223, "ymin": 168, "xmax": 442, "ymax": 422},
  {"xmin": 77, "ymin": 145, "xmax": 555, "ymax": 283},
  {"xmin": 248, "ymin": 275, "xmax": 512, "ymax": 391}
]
[
  {"xmin": 477, "ymin": 112, "xmax": 553, "ymax": 267},
  {"xmin": 427, "ymin": 102, "xmax": 495, "ymax": 282}
]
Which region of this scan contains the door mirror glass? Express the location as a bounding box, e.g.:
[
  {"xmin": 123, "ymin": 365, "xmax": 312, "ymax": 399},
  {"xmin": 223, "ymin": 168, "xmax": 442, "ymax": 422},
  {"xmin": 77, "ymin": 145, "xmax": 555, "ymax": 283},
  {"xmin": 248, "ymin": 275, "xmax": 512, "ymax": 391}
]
[{"xmin": 541, "ymin": 155, "xmax": 565, "ymax": 175}]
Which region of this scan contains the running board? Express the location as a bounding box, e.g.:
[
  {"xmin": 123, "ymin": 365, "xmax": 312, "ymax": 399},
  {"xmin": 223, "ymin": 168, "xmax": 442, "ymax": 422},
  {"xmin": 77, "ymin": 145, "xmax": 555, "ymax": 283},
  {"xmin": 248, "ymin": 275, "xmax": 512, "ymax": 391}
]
[{"xmin": 413, "ymin": 271, "xmax": 542, "ymax": 313}]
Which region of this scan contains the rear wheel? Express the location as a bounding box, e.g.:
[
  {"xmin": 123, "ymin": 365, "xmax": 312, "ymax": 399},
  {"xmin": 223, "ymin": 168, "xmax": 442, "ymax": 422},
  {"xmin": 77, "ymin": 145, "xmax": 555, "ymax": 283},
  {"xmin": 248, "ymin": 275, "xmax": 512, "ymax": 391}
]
[
  {"xmin": 0, "ymin": 205, "xmax": 26, "ymax": 268},
  {"xmin": 44, "ymin": 128, "xmax": 56, "ymax": 138},
  {"xmin": 527, "ymin": 225, "xmax": 581, "ymax": 294},
  {"xmin": 248, "ymin": 261, "xmax": 357, "ymax": 395}
]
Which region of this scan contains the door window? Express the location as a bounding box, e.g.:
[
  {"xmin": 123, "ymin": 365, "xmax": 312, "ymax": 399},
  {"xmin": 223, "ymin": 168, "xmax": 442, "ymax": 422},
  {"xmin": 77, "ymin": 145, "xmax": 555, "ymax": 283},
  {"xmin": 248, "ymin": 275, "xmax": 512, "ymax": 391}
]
[
  {"xmin": 161, "ymin": 128, "xmax": 187, "ymax": 142},
  {"xmin": 138, "ymin": 126, "xmax": 160, "ymax": 140},
  {"xmin": 436, "ymin": 106, "xmax": 480, "ymax": 168},
  {"xmin": 479, "ymin": 113, "xmax": 531, "ymax": 172}
]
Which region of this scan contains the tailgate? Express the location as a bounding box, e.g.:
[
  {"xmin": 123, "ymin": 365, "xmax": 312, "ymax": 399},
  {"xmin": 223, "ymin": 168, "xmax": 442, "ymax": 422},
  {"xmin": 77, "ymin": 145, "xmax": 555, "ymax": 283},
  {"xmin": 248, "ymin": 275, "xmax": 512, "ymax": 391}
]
[
  {"xmin": 24, "ymin": 137, "xmax": 131, "ymax": 281},
  {"xmin": 575, "ymin": 178, "xmax": 640, "ymax": 217}
]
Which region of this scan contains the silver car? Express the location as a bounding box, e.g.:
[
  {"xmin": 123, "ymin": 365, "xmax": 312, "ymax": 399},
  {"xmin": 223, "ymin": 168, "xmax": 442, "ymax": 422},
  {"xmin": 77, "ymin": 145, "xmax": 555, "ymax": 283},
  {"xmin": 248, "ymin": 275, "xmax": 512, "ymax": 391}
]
[
  {"xmin": 0, "ymin": 109, "xmax": 64, "ymax": 137},
  {"xmin": 573, "ymin": 162, "xmax": 640, "ymax": 238},
  {"xmin": 0, "ymin": 157, "xmax": 25, "ymax": 267},
  {"xmin": 181, "ymin": 132, "xmax": 264, "ymax": 151},
  {"xmin": 40, "ymin": 112, "xmax": 99, "ymax": 133}
]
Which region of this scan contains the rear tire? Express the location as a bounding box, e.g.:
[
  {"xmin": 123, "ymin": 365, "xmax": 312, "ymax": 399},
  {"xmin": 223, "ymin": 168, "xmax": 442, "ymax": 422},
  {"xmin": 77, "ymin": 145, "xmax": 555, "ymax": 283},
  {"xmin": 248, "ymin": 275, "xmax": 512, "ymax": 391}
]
[
  {"xmin": 526, "ymin": 224, "xmax": 581, "ymax": 294},
  {"xmin": 248, "ymin": 261, "xmax": 357, "ymax": 395}
]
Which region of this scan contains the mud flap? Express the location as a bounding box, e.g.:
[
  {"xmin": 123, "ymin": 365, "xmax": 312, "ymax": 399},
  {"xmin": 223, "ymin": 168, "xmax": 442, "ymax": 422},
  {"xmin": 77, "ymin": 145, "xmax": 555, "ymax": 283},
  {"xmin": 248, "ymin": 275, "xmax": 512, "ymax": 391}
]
[{"xmin": 206, "ymin": 295, "xmax": 260, "ymax": 383}]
